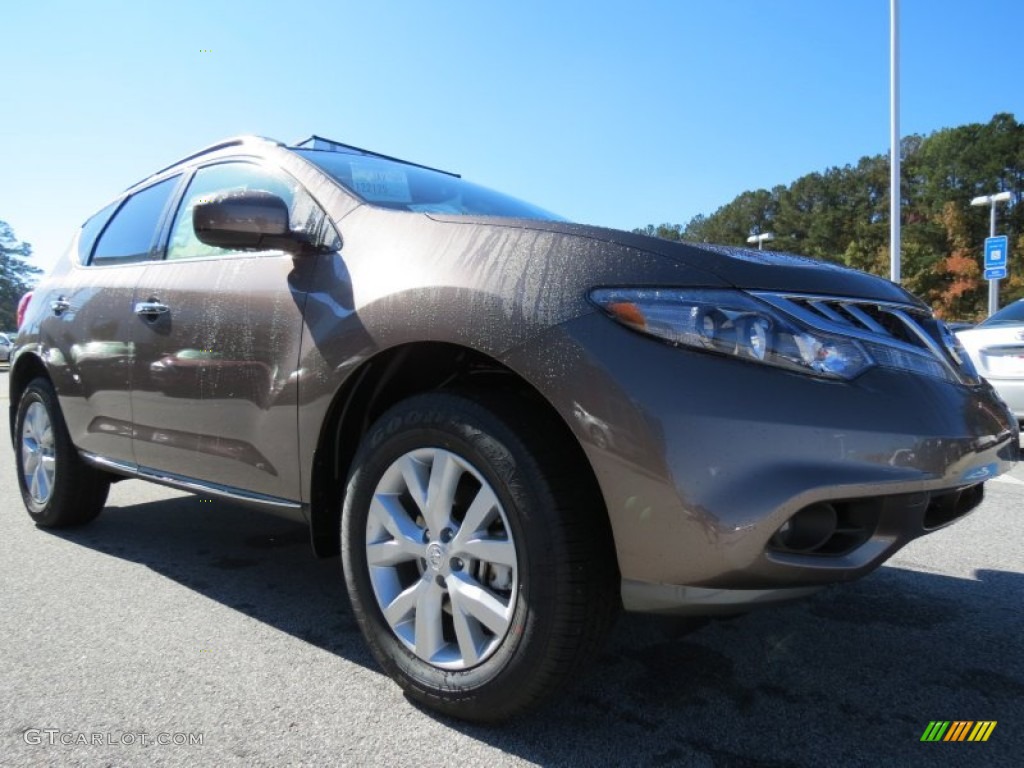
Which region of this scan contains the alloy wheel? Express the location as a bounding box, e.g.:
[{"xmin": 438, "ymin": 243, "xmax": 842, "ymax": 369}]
[
  {"xmin": 21, "ymin": 401, "xmax": 56, "ymax": 505},
  {"xmin": 365, "ymin": 448, "xmax": 518, "ymax": 670}
]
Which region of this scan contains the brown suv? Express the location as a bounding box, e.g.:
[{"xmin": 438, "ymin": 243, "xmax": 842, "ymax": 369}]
[{"xmin": 9, "ymin": 135, "xmax": 1019, "ymax": 721}]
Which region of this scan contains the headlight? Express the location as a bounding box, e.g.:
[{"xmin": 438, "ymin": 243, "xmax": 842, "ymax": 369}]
[{"xmin": 590, "ymin": 288, "xmax": 872, "ymax": 380}]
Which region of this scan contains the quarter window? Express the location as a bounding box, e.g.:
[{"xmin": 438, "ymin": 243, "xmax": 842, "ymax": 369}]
[
  {"xmin": 78, "ymin": 200, "xmax": 119, "ymax": 263},
  {"xmin": 90, "ymin": 176, "xmax": 180, "ymax": 265}
]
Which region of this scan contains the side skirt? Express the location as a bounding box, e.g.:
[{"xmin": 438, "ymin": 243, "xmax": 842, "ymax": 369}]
[{"xmin": 80, "ymin": 451, "xmax": 307, "ymax": 520}]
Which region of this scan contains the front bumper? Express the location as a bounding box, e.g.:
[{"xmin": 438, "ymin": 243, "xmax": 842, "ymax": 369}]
[{"xmin": 502, "ymin": 312, "xmax": 1019, "ymax": 612}]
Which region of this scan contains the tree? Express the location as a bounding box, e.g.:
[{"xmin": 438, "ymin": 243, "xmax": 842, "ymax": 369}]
[
  {"xmin": 930, "ymin": 202, "xmax": 982, "ymax": 319},
  {"xmin": 633, "ymin": 113, "xmax": 1023, "ymax": 320},
  {"xmin": 630, "ymin": 222, "xmax": 685, "ymax": 242},
  {"xmin": 0, "ymin": 220, "xmax": 42, "ymax": 329}
]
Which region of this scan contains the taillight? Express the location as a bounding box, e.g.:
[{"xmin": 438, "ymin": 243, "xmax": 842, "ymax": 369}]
[{"xmin": 16, "ymin": 291, "xmax": 33, "ymax": 329}]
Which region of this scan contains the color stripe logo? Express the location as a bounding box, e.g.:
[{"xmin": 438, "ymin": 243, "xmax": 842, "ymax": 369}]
[{"xmin": 920, "ymin": 721, "xmax": 997, "ymax": 742}]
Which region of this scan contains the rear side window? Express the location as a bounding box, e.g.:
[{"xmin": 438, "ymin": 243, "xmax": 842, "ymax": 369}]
[{"xmin": 91, "ymin": 176, "xmax": 179, "ymax": 265}]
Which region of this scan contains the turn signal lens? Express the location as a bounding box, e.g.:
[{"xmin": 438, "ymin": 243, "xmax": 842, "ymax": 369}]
[{"xmin": 606, "ymin": 301, "xmax": 646, "ymax": 329}]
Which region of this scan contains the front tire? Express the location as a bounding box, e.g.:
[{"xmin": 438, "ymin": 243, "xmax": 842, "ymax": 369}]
[
  {"xmin": 341, "ymin": 392, "xmax": 618, "ymax": 722},
  {"xmin": 15, "ymin": 377, "xmax": 110, "ymax": 527}
]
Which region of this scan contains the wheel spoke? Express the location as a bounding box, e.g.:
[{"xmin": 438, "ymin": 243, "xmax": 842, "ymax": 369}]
[
  {"xmin": 413, "ymin": 579, "xmax": 445, "ymax": 661},
  {"xmin": 452, "ymin": 484, "xmax": 499, "ymax": 547},
  {"xmin": 25, "ymin": 409, "xmax": 39, "ymax": 441},
  {"xmin": 33, "ymin": 409, "xmax": 47, "ymax": 443},
  {"xmin": 398, "ymin": 454, "xmax": 429, "ymax": 514},
  {"xmin": 369, "ymin": 494, "xmax": 424, "ymax": 548},
  {"xmin": 382, "ymin": 580, "xmax": 422, "ymax": 628},
  {"xmin": 40, "ymin": 424, "xmax": 53, "ymax": 452},
  {"xmin": 38, "ymin": 456, "xmax": 55, "ymax": 502},
  {"xmin": 366, "ymin": 539, "xmax": 419, "ymax": 566},
  {"xmin": 424, "ymin": 451, "xmax": 461, "ymax": 535},
  {"xmin": 448, "ymin": 583, "xmax": 485, "ymax": 667},
  {"xmin": 29, "ymin": 467, "xmax": 40, "ymax": 499},
  {"xmin": 448, "ymin": 573, "xmax": 511, "ymax": 637},
  {"xmin": 32, "ymin": 463, "xmax": 50, "ymax": 502},
  {"xmin": 22, "ymin": 443, "xmax": 39, "ymax": 475},
  {"xmin": 458, "ymin": 537, "xmax": 517, "ymax": 567}
]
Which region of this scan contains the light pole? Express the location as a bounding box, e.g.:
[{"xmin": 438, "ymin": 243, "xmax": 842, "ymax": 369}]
[
  {"xmin": 746, "ymin": 232, "xmax": 775, "ymax": 250},
  {"xmin": 890, "ymin": 0, "xmax": 901, "ymax": 283},
  {"xmin": 970, "ymin": 191, "xmax": 1012, "ymax": 316}
]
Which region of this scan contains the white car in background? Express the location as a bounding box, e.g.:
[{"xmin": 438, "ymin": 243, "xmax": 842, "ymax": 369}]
[
  {"xmin": 0, "ymin": 333, "xmax": 12, "ymax": 363},
  {"xmin": 956, "ymin": 299, "xmax": 1024, "ymax": 420}
]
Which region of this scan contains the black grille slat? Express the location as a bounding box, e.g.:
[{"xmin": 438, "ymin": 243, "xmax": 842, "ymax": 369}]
[
  {"xmin": 838, "ymin": 303, "xmax": 887, "ymax": 335},
  {"xmin": 803, "ymin": 300, "xmax": 848, "ymax": 326},
  {"xmin": 757, "ymin": 293, "xmax": 979, "ymax": 385}
]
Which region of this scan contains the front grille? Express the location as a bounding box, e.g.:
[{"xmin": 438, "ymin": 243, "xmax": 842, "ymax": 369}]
[{"xmin": 754, "ymin": 293, "xmax": 980, "ymax": 385}]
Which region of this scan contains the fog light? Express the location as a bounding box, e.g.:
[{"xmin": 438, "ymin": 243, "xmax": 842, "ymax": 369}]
[{"xmin": 771, "ymin": 503, "xmax": 838, "ymax": 553}]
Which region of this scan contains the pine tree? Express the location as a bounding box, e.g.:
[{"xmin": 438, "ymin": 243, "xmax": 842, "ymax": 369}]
[{"xmin": 0, "ymin": 221, "xmax": 42, "ymax": 329}]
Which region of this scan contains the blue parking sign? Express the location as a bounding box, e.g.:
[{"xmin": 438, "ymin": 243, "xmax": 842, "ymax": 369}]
[{"xmin": 984, "ymin": 235, "xmax": 1008, "ymax": 268}]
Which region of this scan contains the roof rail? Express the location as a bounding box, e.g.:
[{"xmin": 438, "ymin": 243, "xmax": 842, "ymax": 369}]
[
  {"xmin": 291, "ymin": 135, "xmax": 460, "ymax": 178},
  {"xmin": 128, "ymin": 135, "xmax": 284, "ymax": 191}
]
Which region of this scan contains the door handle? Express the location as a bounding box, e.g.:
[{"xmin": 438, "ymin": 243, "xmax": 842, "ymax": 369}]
[
  {"xmin": 51, "ymin": 297, "xmax": 70, "ymax": 315},
  {"xmin": 135, "ymin": 301, "xmax": 170, "ymax": 319}
]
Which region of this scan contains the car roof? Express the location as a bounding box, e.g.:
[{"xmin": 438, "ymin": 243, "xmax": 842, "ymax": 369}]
[
  {"xmin": 128, "ymin": 134, "xmax": 459, "ymax": 195},
  {"xmin": 125, "ymin": 135, "xmax": 284, "ymax": 192}
]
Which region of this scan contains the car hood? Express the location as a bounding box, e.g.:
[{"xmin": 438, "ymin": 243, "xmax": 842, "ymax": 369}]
[{"xmin": 429, "ymin": 216, "xmax": 923, "ymax": 306}]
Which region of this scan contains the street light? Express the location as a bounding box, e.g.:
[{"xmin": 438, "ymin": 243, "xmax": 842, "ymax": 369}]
[
  {"xmin": 746, "ymin": 232, "xmax": 775, "ymax": 250},
  {"xmin": 970, "ymin": 191, "xmax": 1013, "ymax": 316},
  {"xmin": 970, "ymin": 191, "xmax": 1012, "ymax": 207},
  {"xmin": 891, "ymin": 0, "xmax": 901, "ymax": 284}
]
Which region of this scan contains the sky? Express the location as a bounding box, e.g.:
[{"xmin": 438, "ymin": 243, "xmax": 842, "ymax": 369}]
[{"xmin": 2, "ymin": 0, "xmax": 1021, "ymax": 275}]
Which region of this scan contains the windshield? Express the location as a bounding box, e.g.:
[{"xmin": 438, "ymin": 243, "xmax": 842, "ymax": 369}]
[
  {"xmin": 980, "ymin": 300, "xmax": 1024, "ymax": 326},
  {"xmin": 294, "ymin": 148, "xmax": 564, "ymax": 221}
]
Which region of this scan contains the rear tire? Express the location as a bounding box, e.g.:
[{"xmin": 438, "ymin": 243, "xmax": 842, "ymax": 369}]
[
  {"xmin": 341, "ymin": 391, "xmax": 618, "ymax": 722},
  {"xmin": 15, "ymin": 377, "xmax": 110, "ymax": 527}
]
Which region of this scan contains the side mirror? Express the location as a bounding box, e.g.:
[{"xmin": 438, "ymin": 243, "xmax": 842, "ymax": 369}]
[{"xmin": 193, "ymin": 190, "xmax": 309, "ymax": 254}]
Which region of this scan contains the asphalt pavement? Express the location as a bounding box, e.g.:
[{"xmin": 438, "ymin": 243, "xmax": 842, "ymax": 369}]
[{"xmin": 1, "ymin": 366, "xmax": 1022, "ymax": 767}]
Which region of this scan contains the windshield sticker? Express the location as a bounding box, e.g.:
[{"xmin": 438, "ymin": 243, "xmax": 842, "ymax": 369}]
[{"xmin": 350, "ymin": 163, "xmax": 412, "ymax": 203}]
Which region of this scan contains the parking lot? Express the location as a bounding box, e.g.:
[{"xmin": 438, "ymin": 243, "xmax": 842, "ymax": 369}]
[{"xmin": 1, "ymin": 365, "xmax": 1021, "ymax": 767}]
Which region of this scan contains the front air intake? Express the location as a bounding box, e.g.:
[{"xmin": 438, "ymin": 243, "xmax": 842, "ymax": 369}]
[{"xmin": 923, "ymin": 485, "xmax": 984, "ymax": 530}]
